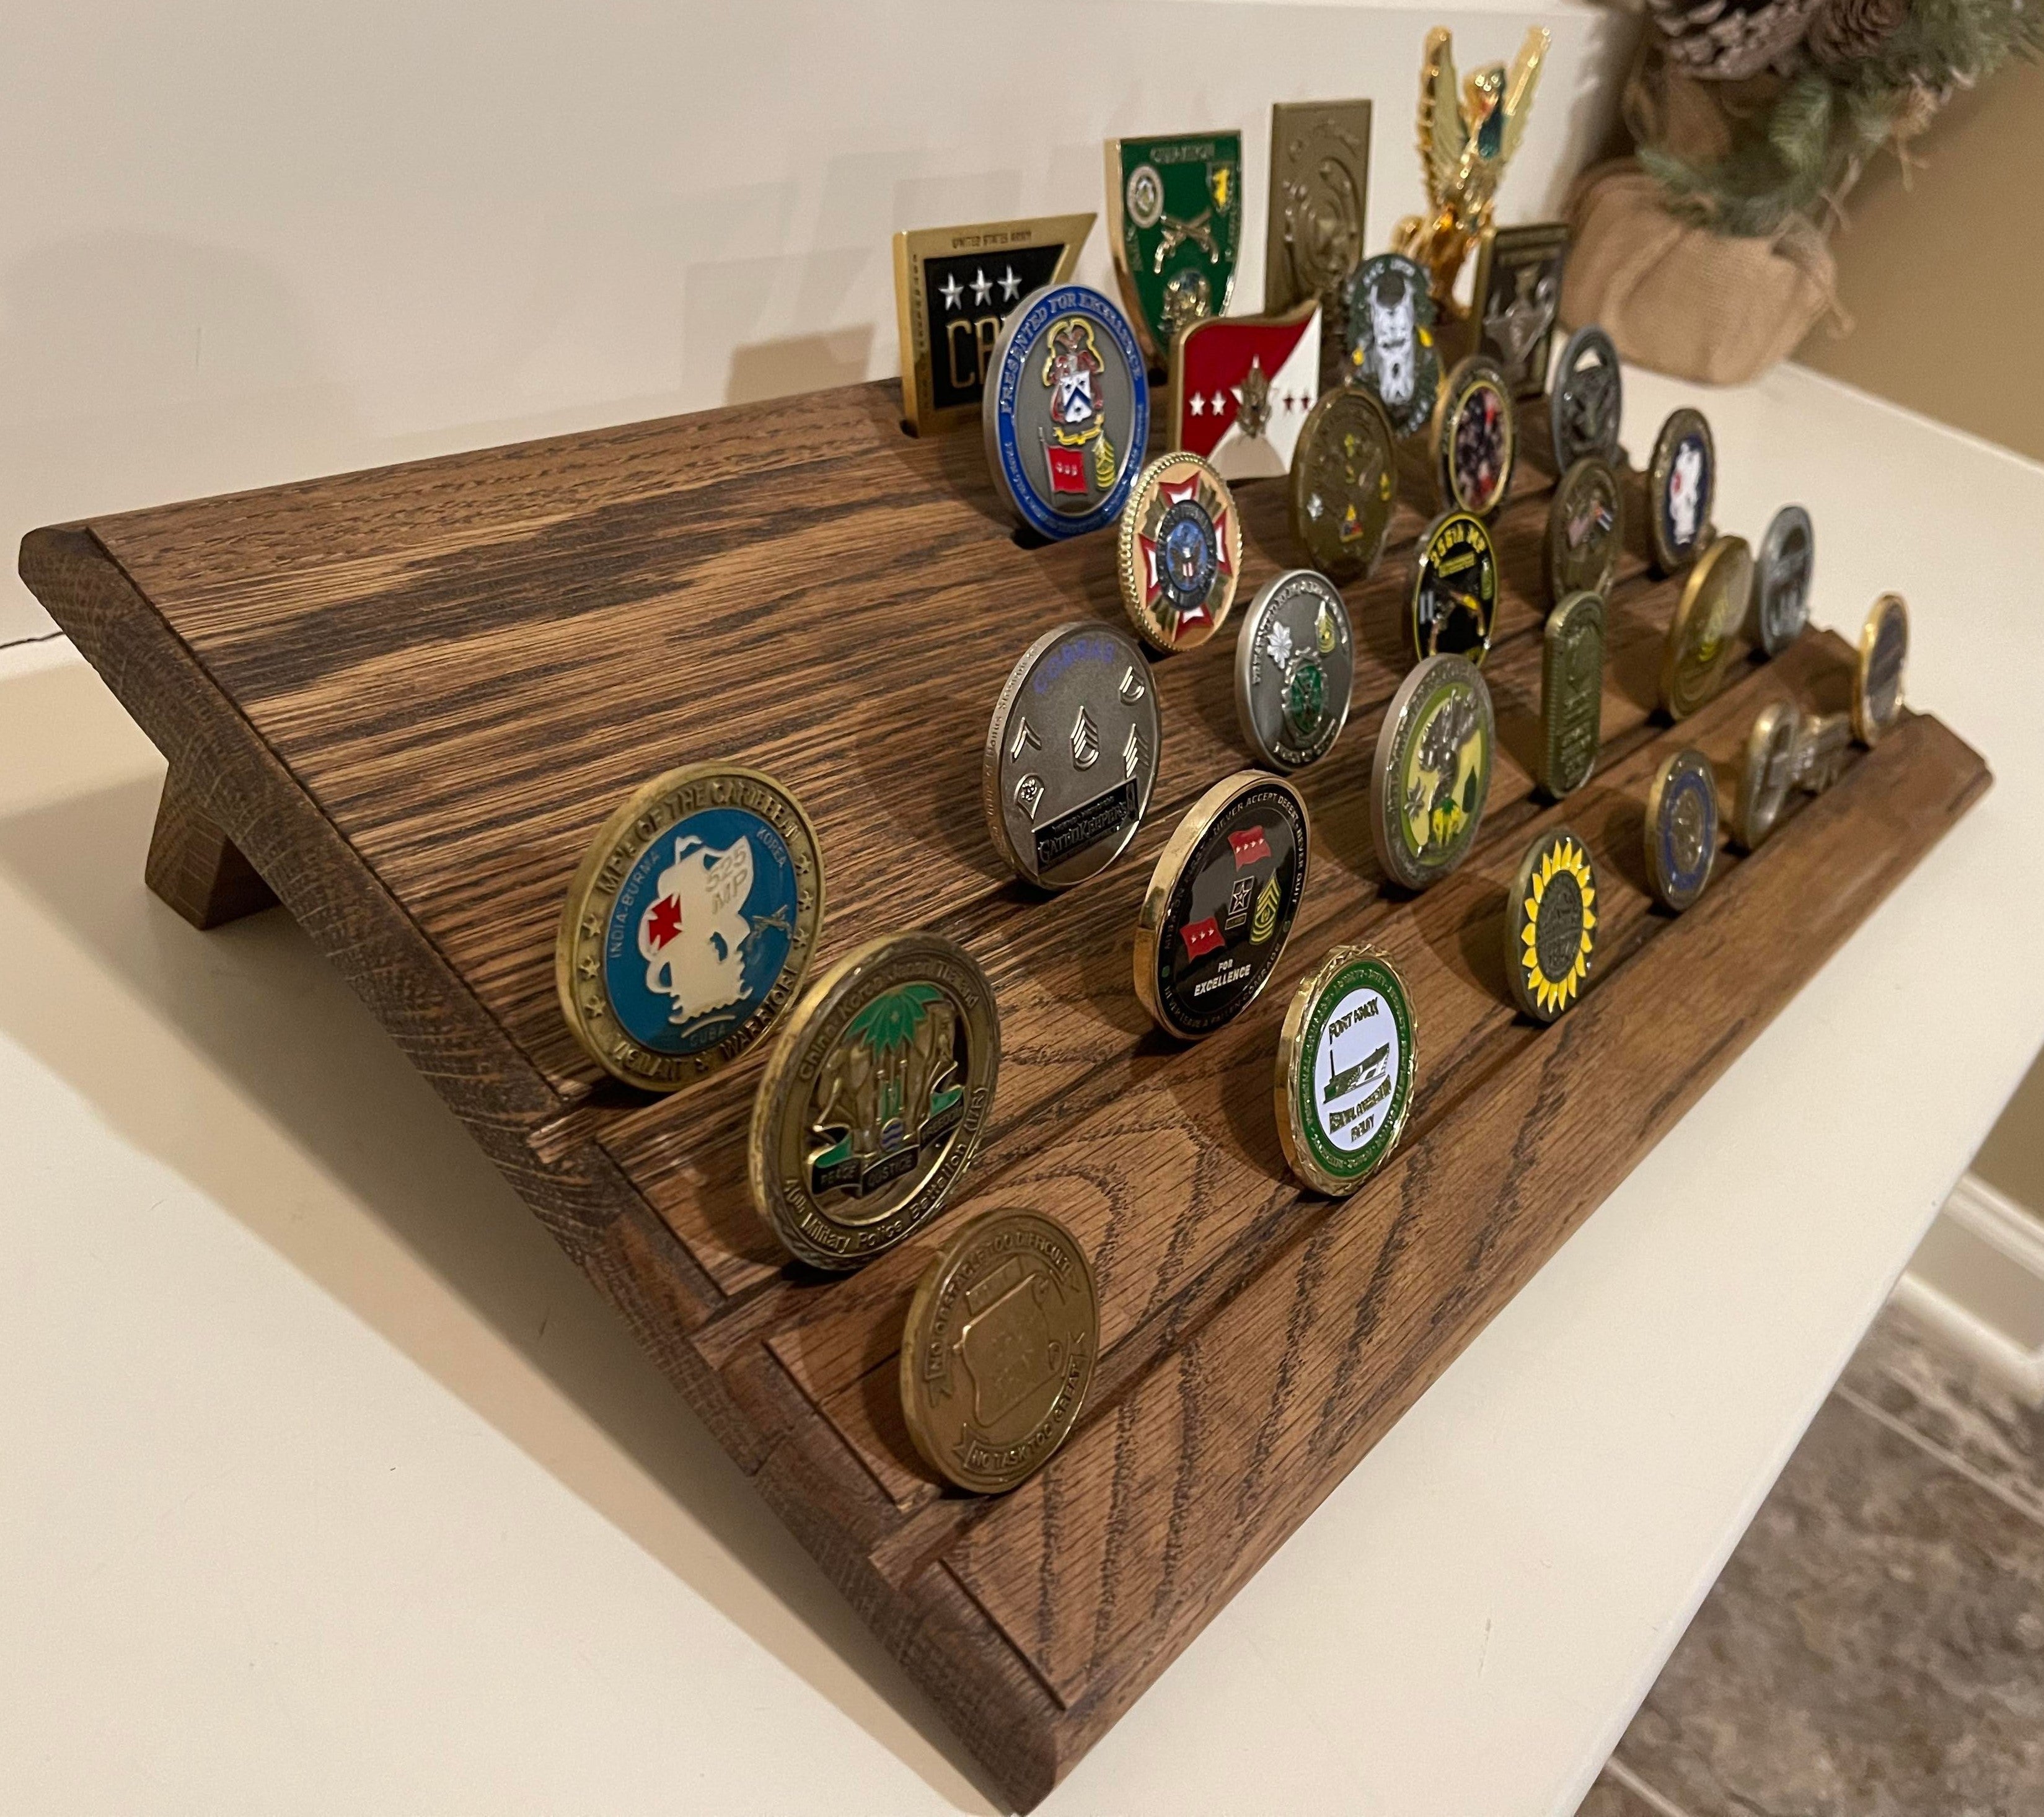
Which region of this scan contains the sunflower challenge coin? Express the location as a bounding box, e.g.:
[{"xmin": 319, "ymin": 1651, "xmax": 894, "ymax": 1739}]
[
  {"xmin": 1853, "ymin": 592, "xmax": 1909, "ymax": 746},
  {"xmin": 1117, "ymin": 452, "xmax": 1242, "ymax": 653},
  {"xmin": 1275, "ymin": 944, "xmax": 1417, "ymax": 1197},
  {"xmin": 1661, "ymin": 534, "xmax": 1752, "ymax": 721},
  {"xmin": 1371, "ymin": 654, "xmax": 1496, "ymax": 891},
  {"xmin": 1549, "ymin": 323, "xmax": 1622, "ymax": 472},
  {"xmin": 1433, "ymin": 355, "xmax": 1516, "ymax": 517},
  {"xmin": 1289, "ymin": 384, "xmax": 1398, "ymax": 582},
  {"xmin": 751, "ymin": 933, "xmax": 1000, "ymax": 1272},
  {"xmin": 1135, "ymin": 771, "xmax": 1310, "ymax": 1040},
  {"xmin": 1508, "ymin": 828, "xmax": 1598, "ymax": 1023},
  {"xmin": 1235, "ymin": 570, "xmax": 1355, "ymax": 772},
  {"xmin": 985, "ymin": 622, "xmax": 1161, "ymax": 889},
  {"xmin": 1541, "ymin": 591, "xmax": 1605, "ymax": 798},
  {"xmin": 899, "ymin": 1208, "xmax": 1098, "ymax": 1495},
  {"xmin": 1410, "ymin": 509, "xmax": 1499, "ymax": 664},
  {"xmin": 1546, "ymin": 455, "xmax": 1622, "ymax": 604},
  {"xmin": 1647, "ymin": 405, "xmax": 1715, "ymax": 575},
  {"xmin": 555, "ymin": 763, "xmax": 824, "ymax": 1092},
  {"xmin": 1644, "ymin": 748, "xmax": 1719, "ymax": 912},
  {"xmin": 1750, "ymin": 504, "xmax": 1815, "ymax": 658}
]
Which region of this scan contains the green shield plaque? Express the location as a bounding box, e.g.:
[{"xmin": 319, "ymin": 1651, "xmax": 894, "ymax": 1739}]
[{"xmin": 1105, "ymin": 131, "xmax": 1243, "ymax": 366}]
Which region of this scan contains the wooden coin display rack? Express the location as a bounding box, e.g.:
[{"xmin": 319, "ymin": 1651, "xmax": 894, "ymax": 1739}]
[{"xmin": 20, "ymin": 379, "xmax": 1988, "ymax": 1809}]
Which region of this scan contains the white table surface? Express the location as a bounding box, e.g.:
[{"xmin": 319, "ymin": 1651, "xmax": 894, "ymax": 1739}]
[{"xmin": 3, "ymin": 364, "xmax": 2039, "ymax": 1816}]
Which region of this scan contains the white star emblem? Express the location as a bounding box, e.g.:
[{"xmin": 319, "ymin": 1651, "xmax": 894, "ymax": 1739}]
[
  {"xmin": 1189, "ymin": 392, "xmax": 1205, "ymax": 417},
  {"xmin": 939, "ymin": 274, "xmax": 962, "ymax": 311},
  {"xmin": 971, "ymin": 267, "xmax": 993, "ymax": 306},
  {"xmin": 1210, "ymin": 390, "xmax": 1227, "ymax": 416},
  {"xmin": 999, "ymin": 265, "xmax": 1021, "ymax": 302}
]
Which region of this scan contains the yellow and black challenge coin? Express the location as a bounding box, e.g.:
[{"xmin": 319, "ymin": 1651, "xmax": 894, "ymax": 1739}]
[
  {"xmin": 555, "ymin": 763, "xmax": 824, "ymax": 1093},
  {"xmin": 1410, "ymin": 509, "xmax": 1499, "ymax": 666},
  {"xmin": 1507, "ymin": 827, "xmax": 1598, "ymax": 1023},
  {"xmin": 1275, "ymin": 944, "xmax": 1417, "ymax": 1197},
  {"xmin": 1117, "ymin": 452, "xmax": 1243, "ymax": 653},
  {"xmin": 1371, "ymin": 654, "xmax": 1496, "ymax": 891}
]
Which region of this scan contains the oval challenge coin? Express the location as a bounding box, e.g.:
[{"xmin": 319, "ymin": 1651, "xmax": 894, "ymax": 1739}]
[
  {"xmin": 1235, "ymin": 570, "xmax": 1355, "ymax": 771},
  {"xmin": 1644, "ymin": 747, "xmax": 1719, "ymax": 912},
  {"xmin": 1275, "ymin": 944, "xmax": 1417, "ymax": 1197},
  {"xmin": 1117, "ymin": 452, "xmax": 1243, "ymax": 651},
  {"xmin": 1508, "ymin": 827, "xmax": 1598, "ymax": 1023},
  {"xmin": 1853, "ymin": 591, "xmax": 1909, "ymax": 746},
  {"xmin": 1541, "ymin": 590, "xmax": 1606, "ymax": 798},
  {"xmin": 1371, "ymin": 654, "xmax": 1496, "ymax": 890}
]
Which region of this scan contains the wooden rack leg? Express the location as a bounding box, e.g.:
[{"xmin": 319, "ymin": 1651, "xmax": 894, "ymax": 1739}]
[{"xmin": 144, "ymin": 769, "xmax": 278, "ymax": 930}]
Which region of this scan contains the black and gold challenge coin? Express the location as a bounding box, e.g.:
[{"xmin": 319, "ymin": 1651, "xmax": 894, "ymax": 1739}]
[
  {"xmin": 751, "ymin": 932, "xmax": 999, "ymax": 1272},
  {"xmin": 1853, "ymin": 592, "xmax": 1909, "ymax": 746},
  {"xmin": 899, "ymin": 1208, "xmax": 1097, "ymax": 1495},
  {"xmin": 1410, "ymin": 509, "xmax": 1499, "ymax": 666},
  {"xmin": 1432, "ymin": 355, "xmax": 1516, "ymax": 518},
  {"xmin": 1275, "ymin": 944, "xmax": 1417, "ymax": 1197},
  {"xmin": 555, "ymin": 763, "xmax": 824, "ymax": 1093},
  {"xmin": 1508, "ymin": 828, "xmax": 1598, "ymax": 1023},
  {"xmin": 1117, "ymin": 452, "xmax": 1242, "ymax": 653},
  {"xmin": 1661, "ymin": 534, "xmax": 1752, "ymax": 721},
  {"xmin": 1135, "ymin": 771, "xmax": 1310, "ymax": 1040},
  {"xmin": 1647, "ymin": 405, "xmax": 1715, "ymax": 576}
]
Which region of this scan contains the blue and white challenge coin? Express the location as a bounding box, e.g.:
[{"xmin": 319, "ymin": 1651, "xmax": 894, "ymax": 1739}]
[
  {"xmin": 1644, "ymin": 747, "xmax": 1719, "ymax": 913},
  {"xmin": 982, "ymin": 282, "xmax": 1150, "ymax": 540},
  {"xmin": 555, "ymin": 763, "xmax": 825, "ymax": 1092}
]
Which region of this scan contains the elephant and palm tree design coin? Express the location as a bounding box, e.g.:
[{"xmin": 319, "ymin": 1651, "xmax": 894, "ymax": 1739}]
[{"xmin": 1372, "ymin": 654, "xmax": 1495, "ymax": 890}]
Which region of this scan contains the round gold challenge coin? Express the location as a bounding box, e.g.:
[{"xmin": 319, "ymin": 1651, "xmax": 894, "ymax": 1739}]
[
  {"xmin": 1289, "ymin": 384, "xmax": 1398, "ymax": 583},
  {"xmin": 1433, "ymin": 354, "xmax": 1516, "ymax": 518},
  {"xmin": 555, "ymin": 763, "xmax": 824, "ymax": 1093},
  {"xmin": 899, "ymin": 1208, "xmax": 1098, "ymax": 1495},
  {"xmin": 1733, "ymin": 699, "xmax": 1804, "ymax": 852},
  {"xmin": 1647, "ymin": 406, "xmax": 1716, "ymax": 576},
  {"xmin": 1117, "ymin": 451, "xmax": 1242, "ymax": 653},
  {"xmin": 1541, "ymin": 590, "xmax": 1606, "ymax": 798},
  {"xmin": 1410, "ymin": 508, "xmax": 1499, "ymax": 666},
  {"xmin": 1546, "ymin": 455, "xmax": 1622, "ymax": 605},
  {"xmin": 1853, "ymin": 592, "xmax": 1909, "ymax": 746},
  {"xmin": 1235, "ymin": 570, "xmax": 1355, "ymax": 772},
  {"xmin": 1644, "ymin": 747, "xmax": 1719, "ymax": 912},
  {"xmin": 1371, "ymin": 653, "xmax": 1496, "ymax": 891},
  {"xmin": 1275, "ymin": 944, "xmax": 1417, "ymax": 1197},
  {"xmin": 749, "ymin": 931, "xmax": 999, "ymax": 1272},
  {"xmin": 1135, "ymin": 770, "xmax": 1310, "ymax": 1040},
  {"xmin": 1508, "ymin": 827, "xmax": 1598, "ymax": 1023},
  {"xmin": 1661, "ymin": 533, "xmax": 1753, "ymax": 721}
]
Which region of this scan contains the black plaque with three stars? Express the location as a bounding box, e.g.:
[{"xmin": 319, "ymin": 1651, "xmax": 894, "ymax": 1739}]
[{"xmin": 893, "ymin": 213, "xmax": 1096, "ymax": 434}]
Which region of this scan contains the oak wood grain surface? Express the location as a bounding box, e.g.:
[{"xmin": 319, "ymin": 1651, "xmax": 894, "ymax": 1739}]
[{"xmin": 18, "ymin": 375, "xmax": 1987, "ymax": 1810}]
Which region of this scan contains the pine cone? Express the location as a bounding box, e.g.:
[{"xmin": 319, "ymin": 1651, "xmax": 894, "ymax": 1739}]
[
  {"xmin": 1807, "ymin": 0, "xmax": 1910, "ymax": 69},
  {"xmin": 1645, "ymin": 0, "xmax": 1823, "ymax": 79}
]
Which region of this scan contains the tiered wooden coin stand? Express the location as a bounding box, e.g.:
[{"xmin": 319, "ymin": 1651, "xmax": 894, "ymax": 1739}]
[{"xmin": 20, "ymin": 379, "xmax": 1988, "ymax": 1810}]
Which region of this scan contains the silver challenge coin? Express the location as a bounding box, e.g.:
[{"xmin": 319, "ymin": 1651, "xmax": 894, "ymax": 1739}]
[
  {"xmin": 1234, "ymin": 570, "xmax": 1355, "ymax": 772},
  {"xmin": 1749, "ymin": 504, "xmax": 1814, "ymax": 658},
  {"xmin": 1549, "ymin": 325, "xmax": 1622, "ymax": 472},
  {"xmin": 984, "ymin": 621, "xmax": 1162, "ymax": 888}
]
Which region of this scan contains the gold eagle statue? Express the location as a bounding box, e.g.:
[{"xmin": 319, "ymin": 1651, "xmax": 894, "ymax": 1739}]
[{"xmin": 1393, "ymin": 25, "xmax": 1550, "ymax": 317}]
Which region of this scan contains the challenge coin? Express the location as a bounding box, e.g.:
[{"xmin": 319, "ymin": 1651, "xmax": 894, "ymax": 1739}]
[
  {"xmin": 1117, "ymin": 452, "xmax": 1242, "ymax": 652},
  {"xmin": 1647, "ymin": 406, "xmax": 1715, "ymax": 575},
  {"xmin": 1433, "ymin": 354, "xmax": 1516, "ymax": 517},
  {"xmin": 1750, "ymin": 504, "xmax": 1814, "ymax": 658},
  {"xmin": 1541, "ymin": 591, "xmax": 1605, "ymax": 798},
  {"xmin": 1411, "ymin": 509, "xmax": 1499, "ymax": 665},
  {"xmin": 1371, "ymin": 654, "xmax": 1496, "ymax": 890},
  {"xmin": 1792, "ymin": 710, "xmax": 1852, "ymax": 793},
  {"xmin": 1546, "ymin": 454, "xmax": 1623, "ymax": 604},
  {"xmin": 1472, "ymin": 221, "xmax": 1569, "ymax": 398},
  {"xmin": 1661, "ymin": 533, "xmax": 1752, "ymax": 721},
  {"xmin": 1347, "ymin": 252, "xmax": 1440, "ymax": 437},
  {"xmin": 555, "ymin": 763, "xmax": 824, "ymax": 1093},
  {"xmin": 1106, "ymin": 131, "xmax": 1244, "ymax": 367},
  {"xmin": 1733, "ymin": 699, "xmax": 1804, "ymax": 851},
  {"xmin": 1644, "ymin": 747, "xmax": 1719, "ymax": 912},
  {"xmin": 1507, "ymin": 828, "xmax": 1598, "ymax": 1023},
  {"xmin": 1549, "ymin": 324, "xmax": 1622, "ymax": 472},
  {"xmin": 899, "ymin": 1208, "xmax": 1098, "ymax": 1495},
  {"xmin": 1275, "ymin": 944, "xmax": 1416, "ymax": 1197},
  {"xmin": 1289, "ymin": 384, "xmax": 1397, "ymax": 582},
  {"xmin": 982, "ymin": 281, "xmax": 1149, "ymax": 540},
  {"xmin": 1852, "ymin": 592, "xmax": 1909, "ymax": 746},
  {"xmin": 1172, "ymin": 302, "xmax": 1321, "ymax": 480},
  {"xmin": 984, "ymin": 622, "xmax": 1161, "ymax": 890},
  {"xmin": 750, "ymin": 933, "xmax": 999, "ymax": 1272},
  {"xmin": 1135, "ymin": 771, "xmax": 1310, "ymax": 1040},
  {"xmin": 1235, "ymin": 570, "xmax": 1355, "ymax": 772}
]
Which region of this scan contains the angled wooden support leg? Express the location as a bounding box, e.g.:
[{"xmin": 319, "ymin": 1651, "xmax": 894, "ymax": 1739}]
[{"xmin": 144, "ymin": 768, "xmax": 278, "ymax": 929}]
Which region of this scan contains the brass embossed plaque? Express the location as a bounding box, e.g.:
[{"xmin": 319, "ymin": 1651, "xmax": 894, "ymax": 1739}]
[{"xmin": 1264, "ymin": 99, "xmax": 1372, "ymax": 390}]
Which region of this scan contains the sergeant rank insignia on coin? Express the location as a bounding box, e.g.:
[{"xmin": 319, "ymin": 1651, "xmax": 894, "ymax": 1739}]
[
  {"xmin": 1236, "ymin": 570, "xmax": 1355, "ymax": 772},
  {"xmin": 1275, "ymin": 944, "xmax": 1416, "ymax": 1197},
  {"xmin": 750, "ymin": 933, "xmax": 999, "ymax": 1272},
  {"xmin": 1508, "ymin": 828, "xmax": 1597, "ymax": 1022},
  {"xmin": 1853, "ymin": 592, "xmax": 1909, "ymax": 746},
  {"xmin": 1172, "ymin": 302, "xmax": 1321, "ymax": 479},
  {"xmin": 1648, "ymin": 406, "xmax": 1716, "ymax": 575},
  {"xmin": 982, "ymin": 282, "xmax": 1149, "ymax": 540},
  {"xmin": 1118, "ymin": 452, "xmax": 1241, "ymax": 652},
  {"xmin": 1548, "ymin": 455, "xmax": 1622, "ymax": 604},
  {"xmin": 1290, "ymin": 384, "xmax": 1398, "ymax": 582},
  {"xmin": 1434, "ymin": 354, "xmax": 1515, "ymax": 517},
  {"xmin": 1411, "ymin": 509, "xmax": 1500, "ymax": 665},
  {"xmin": 1541, "ymin": 591, "xmax": 1605, "ymax": 798},
  {"xmin": 893, "ymin": 213, "xmax": 1095, "ymax": 436},
  {"xmin": 1372, "ymin": 654, "xmax": 1496, "ymax": 890},
  {"xmin": 899, "ymin": 1208, "xmax": 1098, "ymax": 1495},
  {"xmin": 1473, "ymin": 221, "xmax": 1569, "ymax": 398},
  {"xmin": 1645, "ymin": 747, "xmax": 1719, "ymax": 912},
  {"xmin": 1347, "ymin": 252, "xmax": 1440, "ymax": 438},
  {"xmin": 555, "ymin": 763, "xmax": 824, "ymax": 1093},
  {"xmin": 1733, "ymin": 699, "xmax": 1804, "ymax": 851},
  {"xmin": 1750, "ymin": 504, "xmax": 1815, "ymax": 658},
  {"xmin": 1662, "ymin": 533, "xmax": 1751, "ymax": 721},
  {"xmin": 1264, "ymin": 99, "xmax": 1372, "ymax": 389},
  {"xmin": 1136, "ymin": 771, "xmax": 1310, "ymax": 1040},
  {"xmin": 1549, "ymin": 323, "xmax": 1623, "ymax": 472},
  {"xmin": 985, "ymin": 622, "xmax": 1161, "ymax": 890},
  {"xmin": 1106, "ymin": 130, "xmax": 1243, "ymax": 367}
]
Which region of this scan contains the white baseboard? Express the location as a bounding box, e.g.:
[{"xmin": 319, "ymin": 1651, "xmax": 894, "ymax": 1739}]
[
  {"xmin": 1895, "ymin": 1170, "xmax": 2044, "ymax": 1409},
  {"xmin": 1942, "ymin": 1170, "xmax": 2044, "ymax": 1278}
]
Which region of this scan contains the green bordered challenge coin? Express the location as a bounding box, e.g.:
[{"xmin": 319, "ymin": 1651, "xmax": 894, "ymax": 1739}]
[
  {"xmin": 1508, "ymin": 827, "xmax": 1598, "ymax": 1023},
  {"xmin": 1275, "ymin": 944, "xmax": 1416, "ymax": 1197},
  {"xmin": 750, "ymin": 931, "xmax": 998, "ymax": 1272},
  {"xmin": 1106, "ymin": 130, "xmax": 1243, "ymax": 367},
  {"xmin": 555, "ymin": 763, "xmax": 824, "ymax": 1093}
]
